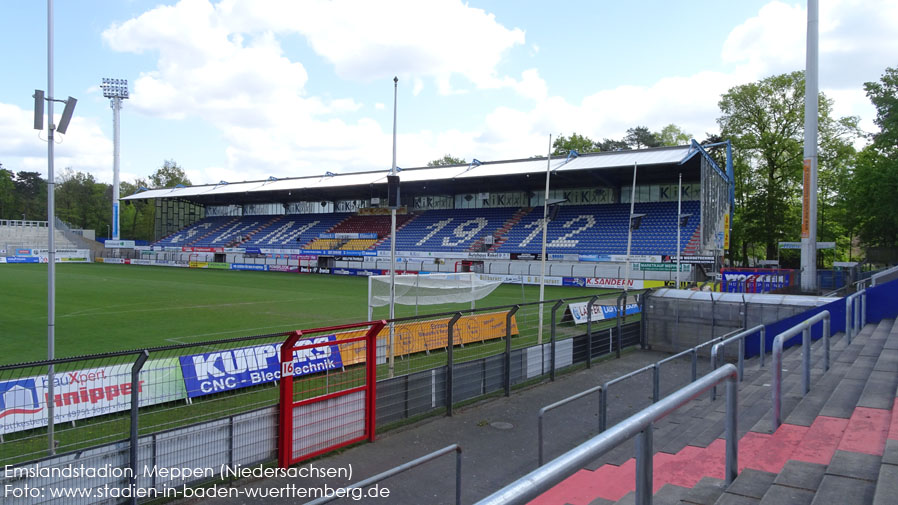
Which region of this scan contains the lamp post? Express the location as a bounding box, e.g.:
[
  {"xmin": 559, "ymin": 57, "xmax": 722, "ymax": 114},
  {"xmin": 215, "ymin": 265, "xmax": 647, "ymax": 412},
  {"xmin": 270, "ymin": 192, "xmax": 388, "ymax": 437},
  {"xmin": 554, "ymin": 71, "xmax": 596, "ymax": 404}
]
[
  {"xmin": 388, "ymin": 76, "xmax": 398, "ymax": 377},
  {"xmin": 537, "ymin": 135, "xmax": 552, "ymax": 344},
  {"xmin": 624, "ymin": 163, "xmax": 638, "ymax": 293},
  {"xmin": 100, "ymin": 78, "xmax": 128, "ymax": 241}
]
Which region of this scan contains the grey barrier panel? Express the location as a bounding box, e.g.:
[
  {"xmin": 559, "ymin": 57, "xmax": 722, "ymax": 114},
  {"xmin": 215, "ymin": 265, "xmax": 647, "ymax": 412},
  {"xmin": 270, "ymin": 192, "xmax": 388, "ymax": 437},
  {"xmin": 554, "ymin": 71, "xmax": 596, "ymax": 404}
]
[
  {"xmin": 304, "ymin": 444, "xmax": 463, "ymax": 505},
  {"xmin": 485, "ymin": 354, "xmax": 505, "ymax": 394},
  {"xmin": 771, "ymin": 310, "xmax": 831, "ymax": 429},
  {"xmin": 476, "ymin": 364, "xmax": 740, "ymax": 505}
]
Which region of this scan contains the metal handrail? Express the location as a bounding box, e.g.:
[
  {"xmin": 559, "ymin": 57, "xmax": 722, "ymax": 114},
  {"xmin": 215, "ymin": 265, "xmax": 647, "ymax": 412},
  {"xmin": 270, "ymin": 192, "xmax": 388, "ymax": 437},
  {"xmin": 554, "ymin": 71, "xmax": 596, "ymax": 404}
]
[
  {"xmin": 478, "ymin": 365, "xmax": 740, "ymax": 505},
  {"xmin": 771, "ymin": 310, "xmax": 831, "ymax": 429},
  {"xmin": 845, "ymin": 289, "xmax": 866, "ymax": 343},
  {"xmin": 710, "ymin": 325, "xmax": 766, "ymax": 400},
  {"xmin": 538, "ymin": 384, "xmax": 602, "ymax": 465},
  {"xmin": 303, "ymin": 444, "xmax": 463, "ymax": 505}
]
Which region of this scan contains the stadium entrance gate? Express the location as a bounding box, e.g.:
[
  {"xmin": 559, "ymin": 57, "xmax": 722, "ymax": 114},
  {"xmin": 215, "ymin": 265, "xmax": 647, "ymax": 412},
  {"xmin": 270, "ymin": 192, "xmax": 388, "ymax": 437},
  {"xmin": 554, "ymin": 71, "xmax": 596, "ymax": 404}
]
[{"xmin": 278, "ymin": 320, "xmax": 385, "ymax": 467}]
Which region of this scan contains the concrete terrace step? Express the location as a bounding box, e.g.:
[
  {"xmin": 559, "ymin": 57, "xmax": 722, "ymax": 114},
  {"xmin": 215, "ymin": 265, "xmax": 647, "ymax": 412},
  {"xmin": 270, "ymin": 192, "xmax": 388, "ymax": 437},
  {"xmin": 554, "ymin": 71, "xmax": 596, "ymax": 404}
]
[{"xmin": 530, "ymin": 318, "xmax": 898, "ymax": 505}]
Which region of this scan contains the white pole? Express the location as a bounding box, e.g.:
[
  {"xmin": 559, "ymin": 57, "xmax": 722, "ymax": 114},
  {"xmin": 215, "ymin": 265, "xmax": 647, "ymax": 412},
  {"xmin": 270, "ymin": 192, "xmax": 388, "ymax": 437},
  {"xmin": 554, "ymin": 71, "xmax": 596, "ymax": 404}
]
[
  {"xmin": 112, "ymin": 96, "xmax": 121, "ymax": 240},
  {"xmin": 676, "ymin": 173, "xmax": 682, "ymax": 289},
  {"xmin": 537, "ymin": 135, "xmax": 552, "ymax": 344},
  {"xmin": 389, "ymin": 76, "xmax": 398, "ymax": 377},
  {"xmin": 367, "ymin": 275, "xmax": 373, "ymax": 321},
  {"xmin": 46, "ymin": 0, "xmax": 56, "ymax": 455},
  {"xmin": 800, "ymin": 0, "xmax": 819, "ymax": 292},
  {"xmin": 624, "ymin": 162, "xmax": 638, "ymax": 294}
]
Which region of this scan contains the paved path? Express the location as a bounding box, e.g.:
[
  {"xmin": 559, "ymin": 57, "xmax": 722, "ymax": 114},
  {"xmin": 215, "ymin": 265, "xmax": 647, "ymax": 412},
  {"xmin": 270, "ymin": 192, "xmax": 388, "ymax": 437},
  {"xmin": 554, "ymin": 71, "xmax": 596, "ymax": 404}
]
[{"xmin": 193, "ymin": 349, "xmax": 699, "ymax": 505}]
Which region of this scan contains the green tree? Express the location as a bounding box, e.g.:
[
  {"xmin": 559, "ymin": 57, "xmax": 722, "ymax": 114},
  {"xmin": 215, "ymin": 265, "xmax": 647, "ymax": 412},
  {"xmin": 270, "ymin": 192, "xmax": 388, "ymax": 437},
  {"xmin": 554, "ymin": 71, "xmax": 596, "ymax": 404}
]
[
  {"xmin": 150, "ymin": 159, "xmax": 191, "ymax": 188},
  {"xmin": 846, "ymin": 67, "xmax": 898, "ymax": 249},
  {"xmin": 655, "ymin": 124, "xmax": 692, "ymax": 146},
  {"xmin": 14, "ymin": 171, "xmax": 47, "ymax": 221},
  {"xmin": 55, "ymin": 169, "xmax": 111, "ymax": 232},
  {"xmin": 0, "ymin": 165, "xmax": 16, "ymax": 219},
  {"xmin": 427, "ymin": 155, "xmax": 466, "ymax": 167},
  {"xmin": 624, "ymin": 126, "xmax": 661, "ymax": 149},
  {"xmin": 552, "ymin": 133, "xmax": 598, "ymax": 155},
  {"xmin": 718, "ymin": 71, "xmax": 859, "ymax": 260},
  {"xmin": 596, "ymin": 138, "xmax": 629, "ymax": 151}
]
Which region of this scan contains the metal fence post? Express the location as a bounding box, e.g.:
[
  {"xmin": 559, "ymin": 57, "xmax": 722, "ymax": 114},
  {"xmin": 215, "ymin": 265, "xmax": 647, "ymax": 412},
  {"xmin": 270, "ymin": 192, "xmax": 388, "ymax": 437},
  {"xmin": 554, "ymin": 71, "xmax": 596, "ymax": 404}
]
[
  {"xmin": 550, "ymin": 300, "xmax": 564, "ymax": 381},
  {"xmin": 691, "ymin": 349, "xmax": 697, "ymax": 382},
  {"xmin": 802, "ymin": 327, "xmax": 811, "ymax": 395},
  {"xmin": 652, "ymin": 364, "xmax": 660, "ymax": 403},
  {"xmin": 760, "ymin": 327, "xmax": 766, "ymax": 368},
  {"xmin": 635, "ymin": 424, "xmax": 653, "ymax": 505},
  {"xmin": 726, "ymin": 377, "xmax": 738, "ymax": 484},
  {"xmin": 504, "ymin": 305, "xmax": 520, "ymax": 397},
  {"xmin": 738, "ymin": 335, "xmax": 745, "ymax": 381},
  {"xmin": 639, "ymin": 291, "xmax": 648, "ymax": 350},
  {"xmin": 616, "ymin": 291, "xmax": 625, "ymax": 358},
  {"xmin": 130, "ymin": 350, "xmax": 149, "ymax": 505},
  {"xmin": 824, "ymin": 317, "xmax": 831, "ymax": 372},
  {"xmin": 586, "ymin": 295, "xmax": 597, "ymax": 367},
  {"xmin": 599, "ymin": 383, "xmax": 608, "ymax": 432},
  {"xmin": 447, "ymin": 312, "xmax": 462, "ymax": 416}
]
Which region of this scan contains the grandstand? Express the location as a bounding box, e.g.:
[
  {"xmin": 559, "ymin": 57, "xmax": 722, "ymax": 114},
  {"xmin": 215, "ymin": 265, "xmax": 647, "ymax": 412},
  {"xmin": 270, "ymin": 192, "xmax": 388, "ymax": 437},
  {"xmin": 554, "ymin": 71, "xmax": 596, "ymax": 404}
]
[
  {"xmin": 123, "ymin": 143, "xmax": 731, "ymax": 287},
  {"xmin": 1, "ymin": 220, "xmax": 81, "ymax": 252}
]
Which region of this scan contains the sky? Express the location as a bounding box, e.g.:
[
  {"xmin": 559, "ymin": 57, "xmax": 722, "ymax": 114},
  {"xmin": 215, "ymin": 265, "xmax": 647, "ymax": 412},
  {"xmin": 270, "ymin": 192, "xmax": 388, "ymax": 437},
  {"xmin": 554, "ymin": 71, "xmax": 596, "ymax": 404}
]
[{"xmin": 1, "ymin": 0, "xmax": 896, "ymax": 187}]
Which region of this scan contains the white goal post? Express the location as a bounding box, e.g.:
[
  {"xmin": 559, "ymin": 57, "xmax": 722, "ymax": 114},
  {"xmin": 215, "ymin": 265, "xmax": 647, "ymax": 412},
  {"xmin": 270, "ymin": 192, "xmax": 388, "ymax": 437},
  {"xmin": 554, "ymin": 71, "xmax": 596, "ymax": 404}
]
[{"xmin": 367, "ymin": 272, "xmax": 503, "ymax": 320}]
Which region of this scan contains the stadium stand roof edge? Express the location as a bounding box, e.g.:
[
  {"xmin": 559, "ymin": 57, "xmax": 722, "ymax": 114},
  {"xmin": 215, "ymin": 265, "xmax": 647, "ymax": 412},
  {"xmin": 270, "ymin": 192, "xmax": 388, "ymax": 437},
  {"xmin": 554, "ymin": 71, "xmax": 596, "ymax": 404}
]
[{"xmin": 124, "ymin": 145, "xmax": 700, "ymax": 205}]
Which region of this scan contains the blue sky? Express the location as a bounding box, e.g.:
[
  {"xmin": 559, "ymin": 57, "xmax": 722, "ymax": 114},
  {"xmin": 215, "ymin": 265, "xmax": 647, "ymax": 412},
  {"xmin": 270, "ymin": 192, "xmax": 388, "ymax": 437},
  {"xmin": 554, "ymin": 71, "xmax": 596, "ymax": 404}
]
[{"xmin": 1, "ymin": 0, "xmax": 895, "ymax": 186}]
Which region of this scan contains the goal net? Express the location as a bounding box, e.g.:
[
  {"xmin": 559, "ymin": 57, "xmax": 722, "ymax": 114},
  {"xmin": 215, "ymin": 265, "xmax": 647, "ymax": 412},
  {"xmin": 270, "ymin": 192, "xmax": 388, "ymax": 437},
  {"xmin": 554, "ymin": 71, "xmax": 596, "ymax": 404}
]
[{"xmin": 367, "ymin": 272, "xmax": 503, "ymax": 319}]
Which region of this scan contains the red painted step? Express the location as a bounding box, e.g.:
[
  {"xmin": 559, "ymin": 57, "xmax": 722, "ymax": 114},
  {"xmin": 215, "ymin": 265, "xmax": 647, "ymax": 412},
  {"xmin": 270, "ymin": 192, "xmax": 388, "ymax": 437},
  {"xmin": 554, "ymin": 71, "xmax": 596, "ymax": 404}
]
[
  {"xmin": 837, "ymin": 406, "xmax": 892, "ymax": 455},
  {"xmin": 528, "ymin": 404, "xmax": 895, "ymax": 505},
  {"xmin": 790, "ymin": 416, "xmax": 850, "ymax": 465}
]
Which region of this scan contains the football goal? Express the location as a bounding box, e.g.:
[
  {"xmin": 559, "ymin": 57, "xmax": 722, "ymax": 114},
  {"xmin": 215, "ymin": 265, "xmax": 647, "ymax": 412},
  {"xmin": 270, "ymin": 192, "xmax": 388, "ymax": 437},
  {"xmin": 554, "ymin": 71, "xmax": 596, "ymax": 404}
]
[{"xmin": 367, "ymin": 272, "xmax": 503, "ymax": 320}]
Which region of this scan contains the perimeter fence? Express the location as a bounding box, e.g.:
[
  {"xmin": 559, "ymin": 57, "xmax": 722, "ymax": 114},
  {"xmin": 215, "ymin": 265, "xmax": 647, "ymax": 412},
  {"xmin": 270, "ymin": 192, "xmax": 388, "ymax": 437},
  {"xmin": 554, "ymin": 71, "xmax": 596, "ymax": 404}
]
[{"xmin": 0, "ymin": 291, "xmax": 645, "ymax": 504}]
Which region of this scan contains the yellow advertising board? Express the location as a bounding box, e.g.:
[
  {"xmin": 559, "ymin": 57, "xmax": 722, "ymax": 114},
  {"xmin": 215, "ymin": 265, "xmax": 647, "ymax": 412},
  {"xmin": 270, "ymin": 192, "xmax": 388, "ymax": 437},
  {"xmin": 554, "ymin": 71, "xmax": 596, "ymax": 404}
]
[{"xmin": 334, "ymin": 312, "xmax": 519, "ymax": 366}]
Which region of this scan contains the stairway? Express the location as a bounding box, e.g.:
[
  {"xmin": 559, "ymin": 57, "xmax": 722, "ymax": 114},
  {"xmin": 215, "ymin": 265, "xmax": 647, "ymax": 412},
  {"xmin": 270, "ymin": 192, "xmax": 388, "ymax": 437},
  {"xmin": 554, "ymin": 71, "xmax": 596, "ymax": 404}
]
[
  {"xmin": 530, "ymin": 318, "xmax": 898, "ymax": 505},
  {"xmin": 682, "ymin": 227, "xmax": 702, "ymax": 256},
  {"xmin": 227, "ymin": 215, "xmax": 284, "ymax": 247},
  {"xmin": 479, "ymin": 207, "xmax": 531, "ymax": 252}
]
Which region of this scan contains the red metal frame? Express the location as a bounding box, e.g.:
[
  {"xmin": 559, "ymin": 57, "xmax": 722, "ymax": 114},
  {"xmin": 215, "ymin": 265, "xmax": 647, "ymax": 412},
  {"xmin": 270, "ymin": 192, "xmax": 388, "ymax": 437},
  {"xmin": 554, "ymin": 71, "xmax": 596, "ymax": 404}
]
[{"xmin": 278, "ymin": 320, "xmax": 386, "ymax": 468}]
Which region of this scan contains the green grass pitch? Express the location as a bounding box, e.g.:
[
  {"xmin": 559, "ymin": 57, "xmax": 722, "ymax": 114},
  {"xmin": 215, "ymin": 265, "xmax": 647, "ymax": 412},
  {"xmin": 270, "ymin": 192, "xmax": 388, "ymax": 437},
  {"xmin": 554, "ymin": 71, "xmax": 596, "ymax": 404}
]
[{"xmin": 0, "ymin": 263, "xmax": 608, "ymax": 365}]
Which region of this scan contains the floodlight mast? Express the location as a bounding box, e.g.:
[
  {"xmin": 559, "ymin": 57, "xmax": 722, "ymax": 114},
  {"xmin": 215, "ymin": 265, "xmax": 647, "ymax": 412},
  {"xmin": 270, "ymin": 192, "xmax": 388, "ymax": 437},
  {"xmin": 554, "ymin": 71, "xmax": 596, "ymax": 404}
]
[
  {"xmin": 101, "ymin": 78, "xmax": 129, "ymax": 241},
  {"xmin": 800, "ymin": 0, "xmax": 819, "ymax": 292}
]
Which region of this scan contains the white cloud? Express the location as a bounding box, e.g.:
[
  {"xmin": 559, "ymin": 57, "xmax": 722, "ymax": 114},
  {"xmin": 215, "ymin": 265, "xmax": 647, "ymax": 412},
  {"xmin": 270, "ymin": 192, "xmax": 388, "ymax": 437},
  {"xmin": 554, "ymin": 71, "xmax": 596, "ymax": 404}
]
[
  {"xmin": 88, "ymin": 0, "xmax": 894, "ymax": 184},
  {"xmin": 218, "ymin": 0, "xmax": 527, "ymax": 94},
  {"xmin": 0, "ymin": 103, "xmax": 115, "ymax": 181}
]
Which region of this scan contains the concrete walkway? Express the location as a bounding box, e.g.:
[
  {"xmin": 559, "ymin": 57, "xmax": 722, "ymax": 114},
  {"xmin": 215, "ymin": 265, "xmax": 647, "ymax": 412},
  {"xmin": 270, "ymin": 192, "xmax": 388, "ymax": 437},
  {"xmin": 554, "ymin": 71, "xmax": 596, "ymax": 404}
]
[{"xmin": 193, "ymin": 348, "xmax": 698, "ymax": 505}]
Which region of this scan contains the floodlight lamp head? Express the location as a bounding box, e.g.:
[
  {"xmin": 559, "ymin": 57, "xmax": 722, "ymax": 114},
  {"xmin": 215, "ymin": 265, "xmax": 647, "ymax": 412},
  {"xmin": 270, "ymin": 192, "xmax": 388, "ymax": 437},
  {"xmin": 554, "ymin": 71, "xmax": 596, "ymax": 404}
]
[{"xmin": 472, "ymin": 159, "xmax": 482, "ymax": 167}]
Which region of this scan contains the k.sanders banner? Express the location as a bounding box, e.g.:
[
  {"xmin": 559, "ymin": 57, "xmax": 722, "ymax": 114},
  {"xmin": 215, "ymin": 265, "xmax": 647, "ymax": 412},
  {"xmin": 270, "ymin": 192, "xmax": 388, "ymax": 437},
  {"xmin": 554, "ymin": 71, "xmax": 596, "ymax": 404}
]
[
  {"xmin": 179, "ymin": 336, "xmax": 344, "ymax": 398},
  {"xmin": 0, "ymin": 359, "xmax": 186, "ymax": 435}
]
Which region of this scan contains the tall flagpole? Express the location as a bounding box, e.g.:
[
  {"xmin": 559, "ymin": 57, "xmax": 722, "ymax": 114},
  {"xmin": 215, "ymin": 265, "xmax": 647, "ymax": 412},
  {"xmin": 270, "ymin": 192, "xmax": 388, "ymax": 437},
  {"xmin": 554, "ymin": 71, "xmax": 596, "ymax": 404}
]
[
  {"xmin": 388, "ymin": 77, "xmax": 398, "ymax": 377},
  {"xmin": 800, "ymin": 0, "xmax": 819, "ymax": 292},
  {"xmin": 537, "ymin": 135, "xmax": 551, "ymax": 344}
]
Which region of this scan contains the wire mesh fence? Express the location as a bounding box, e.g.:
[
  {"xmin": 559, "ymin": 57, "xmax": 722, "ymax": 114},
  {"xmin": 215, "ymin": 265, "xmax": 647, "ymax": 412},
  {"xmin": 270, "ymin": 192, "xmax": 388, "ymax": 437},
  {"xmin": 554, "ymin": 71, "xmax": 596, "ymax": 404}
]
[{"xmin": 0, "ymin": 290, "xmax": 647, "ymax": 503}]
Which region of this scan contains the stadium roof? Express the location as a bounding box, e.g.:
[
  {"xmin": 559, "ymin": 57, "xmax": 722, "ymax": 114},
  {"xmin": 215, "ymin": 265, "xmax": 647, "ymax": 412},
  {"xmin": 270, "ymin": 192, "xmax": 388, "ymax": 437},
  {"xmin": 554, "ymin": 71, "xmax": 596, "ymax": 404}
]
[{"xmin": 124, "ymin": 144, "xmax": 717, "ymax": 205}]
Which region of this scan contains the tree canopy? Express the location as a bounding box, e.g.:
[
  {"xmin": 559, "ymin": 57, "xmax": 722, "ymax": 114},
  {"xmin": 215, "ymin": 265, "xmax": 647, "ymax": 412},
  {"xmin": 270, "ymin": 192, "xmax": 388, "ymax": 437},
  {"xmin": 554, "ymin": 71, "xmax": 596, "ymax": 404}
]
[{"xmin": 427, "ymin": 155, "xmax": 466, "ymax": 167}]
